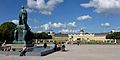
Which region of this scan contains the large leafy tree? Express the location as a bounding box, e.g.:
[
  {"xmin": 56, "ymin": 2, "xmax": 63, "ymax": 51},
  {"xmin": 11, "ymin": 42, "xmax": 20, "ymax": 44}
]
[
  {"xmin": 0, "ymin": 29, "xmax": 3, "ymax": 45},
  {"xmin": 0, "ymin": 22, "xmax": 16, "ymax": 44},
  {"xmin": 106, "ymin": 32, "xmax": 120, "ymax": 39},
  {"xmin": 33, "ymin": 32, "xmax": 52, "ymax": 39}
]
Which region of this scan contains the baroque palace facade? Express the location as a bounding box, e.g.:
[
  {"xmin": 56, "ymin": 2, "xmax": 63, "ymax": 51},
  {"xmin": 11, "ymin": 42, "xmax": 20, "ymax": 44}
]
[{"xmin": 68, "ymin": 30, "xmax": 109, "ymax": 42}]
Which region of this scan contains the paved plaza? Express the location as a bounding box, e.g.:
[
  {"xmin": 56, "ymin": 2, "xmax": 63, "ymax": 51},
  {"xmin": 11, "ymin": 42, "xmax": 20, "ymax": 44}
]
[{"xmin": 0, "ymin": 45, "xmax": 120, "ymax": 60}]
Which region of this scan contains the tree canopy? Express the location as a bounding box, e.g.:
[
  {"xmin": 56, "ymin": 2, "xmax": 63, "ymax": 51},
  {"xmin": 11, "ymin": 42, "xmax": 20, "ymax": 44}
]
[
  {"xmin": 0, "ymin": 22, "xmax": 52, "ymax": 44},
  {"xmin": 106, "ymin": 32, "xmax": 120, "ymax": 39},
  {"xmin": 33, "ymin": 32, "xmax": 52, "ymax": 39},
  {"xmin": 0, "ymin": 22, "xmax": 16, "ymax": 44}
]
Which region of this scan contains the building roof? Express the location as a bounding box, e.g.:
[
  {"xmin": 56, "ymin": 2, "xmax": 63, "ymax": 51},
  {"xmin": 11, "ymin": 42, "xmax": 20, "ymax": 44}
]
[
  {"xmin": 80, "ymin": 29, "xmax": 84, "ymax": 32},
  {"xmin": 94, "ymin": 33, "xmax": 108, "ymax": 37},
  {"xmin": 54, "ymin": 34, "xmax": 68, "ymax": 37}
]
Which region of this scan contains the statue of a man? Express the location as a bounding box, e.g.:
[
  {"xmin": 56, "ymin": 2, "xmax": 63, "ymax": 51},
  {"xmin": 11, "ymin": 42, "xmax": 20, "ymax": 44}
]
[
  {"xmin": 19, "ymin": 6, "xmax": 27, "ymax": 25},
  {"xmin": 13, "ymin": 6, "xmax": 33, "ymax": 47},
  {"xmin": 19, "ymin": 6, "xmax": 30, "ymax": 30}
]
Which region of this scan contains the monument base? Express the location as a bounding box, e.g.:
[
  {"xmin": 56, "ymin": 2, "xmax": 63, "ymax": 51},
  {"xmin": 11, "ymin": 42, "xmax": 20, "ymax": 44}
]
[
  {"xmin": 13, "ymin": 40, "xmax": 26, "ymax": 44},
  {"xmin": 13, "ymin": 40, "xmax": 33, "ymax": 48},
  {"xmin": 12, "ymin": 44, "xmax": 26, "ymax": 48},
  {"xmin": 11, "ymin": 44, "xmax": 34, "ymax": 51}
]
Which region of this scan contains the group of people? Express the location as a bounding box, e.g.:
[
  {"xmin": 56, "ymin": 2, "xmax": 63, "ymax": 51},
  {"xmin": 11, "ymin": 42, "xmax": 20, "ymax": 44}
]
[
  {"xmin": 20, "ymin": 41, "xmax": 66, "ymax": 56},
  {"xmin": 1, "ymin": 47, "xmax": 13, "ymax": 51},
  {"xmin": 53, "ymin": 42, "xmax": 66, "ymax": 51},
  {"xmin": 43, "ymin": 41, "xmax": 66, "ymax": 52}
]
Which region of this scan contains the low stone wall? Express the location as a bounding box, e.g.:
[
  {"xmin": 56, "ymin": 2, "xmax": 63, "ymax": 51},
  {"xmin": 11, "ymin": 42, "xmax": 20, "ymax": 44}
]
[
  {"xmin": 0, "ymin": 47, "xmax": 55, "ymax": 56},
  {"xmin": 41, "ymin": 48, "xmax": 54, "ymax": 56},
  {"xmin": 0, "ymin": 51, "xmax": 20, "ymax": 56}
]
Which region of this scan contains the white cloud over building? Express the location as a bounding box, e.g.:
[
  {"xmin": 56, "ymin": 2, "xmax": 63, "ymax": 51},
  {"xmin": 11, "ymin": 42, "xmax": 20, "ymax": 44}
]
[
  {"xmin": 59, "ymin": 29, "xmax": 80, "ymax": 34},
  {"xmin": 101, "ymin": 22, "xmax": 110, "ymax": 27},
  {"xmin": 33, "ymin": 22, "xmax": 77, "ymax": 30}
]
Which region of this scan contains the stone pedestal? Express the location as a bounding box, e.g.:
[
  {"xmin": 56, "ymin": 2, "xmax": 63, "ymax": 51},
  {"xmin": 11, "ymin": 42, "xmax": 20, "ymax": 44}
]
[
  {"xmin": 12, "ymin": 44, "xmax": 26, "ymax": 48},
  {"xmin": 13, "ymin": 25, "xmax": 26, "ymax": 44},
  {"xmin": 13, "ymin": 25, "xmax": 33, "ymax": 47}
]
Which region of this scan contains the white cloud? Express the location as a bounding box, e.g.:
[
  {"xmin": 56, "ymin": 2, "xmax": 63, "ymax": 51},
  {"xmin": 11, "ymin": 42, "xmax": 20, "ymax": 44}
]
[
  {"xmin": 67, "ymin": 22, "xmax": 76, "ymax": 27},
  {"xmin": 41, "ymin": 24, "xmax": 50, "ymax": 30},
  {"xmin": 101, "ymin": 22, "xmax": 110, "ymax": 27},
  {"xmin": 59, "ymin": 29, "xmax": 80, "ymax": 34},
  {"xmin": 37, "ymin": 31, "xmax": 42, "ymax": 33},
  {"xmin": 27, "ymin": 0, "xmax": 64, "ymax": 15},
  {"xmin": 80, "ymin": 27, "xmax": 86, "ymax": 30},
  {"xmin": 11, "ymin": 20, "xmax": 19, "ymax": 24},
  {"xmin": 113, "ymin": 27, "xmax": 120, "ymax": 31},
  {"xmin": 33, "ymin": 22, "xmax": 77, "ymax": 30},
  {"xmin": 117, "ymin": 27, "xmax": 120, "ymax": 29},
  {"xmin": 51, "ymin": 22, "xmax": 65, "ymax": 28},
  {"xmin": 80, "ymin": 0, "xmax": 120, "ymax": 15},
  {"xmin": 26, "ymin": 8, "xmax": 34, "ymax": 13},
  {"xmin": 33, "ymin": 18, "xmax": 39, "ymax": 23},
  {"xmin": 77, "ymin": 15, "xmax": 92, "ymax": 20}
]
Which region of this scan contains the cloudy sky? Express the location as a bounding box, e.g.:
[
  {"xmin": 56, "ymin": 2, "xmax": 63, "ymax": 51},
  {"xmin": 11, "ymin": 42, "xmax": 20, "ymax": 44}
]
[{"xmin": 0, "ymin": 0, "xmax": 120, "ymax": 33}]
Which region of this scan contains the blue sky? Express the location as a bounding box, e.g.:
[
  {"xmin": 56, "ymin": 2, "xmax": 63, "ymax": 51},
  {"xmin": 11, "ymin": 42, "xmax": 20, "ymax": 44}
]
[{"xmin": 0, "ymin": 0, "xmax": 120, "ymax": 33}]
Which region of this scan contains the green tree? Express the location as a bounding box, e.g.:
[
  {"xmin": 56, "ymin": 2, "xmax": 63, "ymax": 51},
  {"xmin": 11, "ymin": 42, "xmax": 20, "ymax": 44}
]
[
  {"xmin": 0, "ymin": 29, "xmax": 3, "ymax": 46},
  {"xmin": 0, "ymin": 22, "xmax": 16, "ymax": 44},
  {"xmin": 106, "ymin": 32, "xmax": 120, "ymax": 39},
  {"xmin": 33, "ymin": 32, "xmax": 52, "ymax": 39}
]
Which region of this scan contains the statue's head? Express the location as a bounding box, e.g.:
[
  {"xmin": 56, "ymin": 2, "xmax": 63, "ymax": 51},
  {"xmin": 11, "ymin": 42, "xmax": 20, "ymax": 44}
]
[
  {"xmin": 20, "ymin": 6, "xmax": 27, "ymax": 13},
  {"xmin": 21, "ymin": 6, "xmax": 24, "ymax": 9}
]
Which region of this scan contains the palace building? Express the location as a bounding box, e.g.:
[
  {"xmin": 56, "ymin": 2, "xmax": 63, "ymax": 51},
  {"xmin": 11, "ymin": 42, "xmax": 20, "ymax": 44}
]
[{"xmin": 68, "ymin": 29, "xmax": 109, "ymax": 42}]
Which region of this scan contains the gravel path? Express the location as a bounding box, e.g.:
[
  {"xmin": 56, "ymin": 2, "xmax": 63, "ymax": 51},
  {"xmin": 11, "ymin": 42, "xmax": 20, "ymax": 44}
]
[{"xmin": 0, "ymin": 45, "xmax": 120, "ymax": 60}]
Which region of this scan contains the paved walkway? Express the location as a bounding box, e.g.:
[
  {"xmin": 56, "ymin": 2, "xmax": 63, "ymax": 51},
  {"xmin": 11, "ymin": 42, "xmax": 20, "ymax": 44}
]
[{"xmin": 0, "ymin": 45, "xmax": 120, "ymax": 60}]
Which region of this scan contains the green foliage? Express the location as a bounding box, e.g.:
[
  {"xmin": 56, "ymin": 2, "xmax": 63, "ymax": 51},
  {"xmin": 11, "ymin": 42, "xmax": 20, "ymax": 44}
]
[
  {"xmin": 86, "ymin": 41, "xmax": 97, "ymax": 44},
  {"xmin": 0, "ymin": 22, "xmax": 16, "ymax": 43},
  {"xmin": 106, "ymin": 32, "xmax": 120, "ymax": 39},
  {"xmin": 33, "ymin": 32, "xmax": 52, "ymax": 39}
]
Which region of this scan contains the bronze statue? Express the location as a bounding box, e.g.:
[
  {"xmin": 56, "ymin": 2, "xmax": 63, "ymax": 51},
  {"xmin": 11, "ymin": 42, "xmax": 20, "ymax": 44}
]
[
  {"xmin": 13, "ymin": 6, "xmax": 33, "ymax": 47},
  {"xmin": 18, "ymin": 6, "xmax": 30, "ymax": 30},
  {"xmin": 19, "ymin": 6, "xmax": 27, "ymax": 25}
]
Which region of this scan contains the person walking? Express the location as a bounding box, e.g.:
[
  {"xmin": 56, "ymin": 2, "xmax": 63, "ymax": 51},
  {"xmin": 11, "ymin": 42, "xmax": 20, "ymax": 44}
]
[
  {"xmin": 44, "ymin": 43, "xmax": 47, "ymax": 48},
  {"xmin": 61, "ymin": 42, "xmax": 65, "ymax": 51},
  {"xmin": 20, "ymin": 46, "xmax": 27, "ymax": 56},
  {"xmin": 77, "ymin": 40, "xmax": 80, "ymax": 46},
  {"xmin": 53, "ymin": 42, "xmax": 57, "ymax": 52}
]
